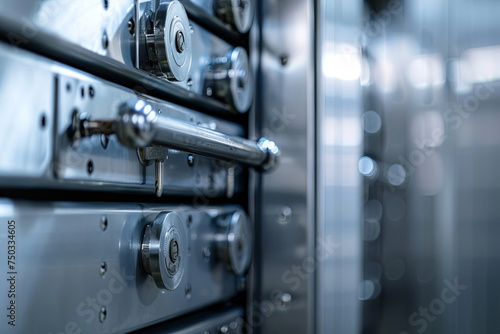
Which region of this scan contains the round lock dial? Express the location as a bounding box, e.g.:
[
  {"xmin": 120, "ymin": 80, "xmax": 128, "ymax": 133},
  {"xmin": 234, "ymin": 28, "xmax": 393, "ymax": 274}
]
[
  {"xmin": 215, "ymin": 210, "xmax": 253, "ymax": 276},
  {"xmin": 141, "ymin": 211, "xmax": 187, "ymax": 290},
  {"xmin": 206, "ymin": 47, "xmax": 253, "ymax": 113},
  {"xmin": 228, "ymin": 47, "xmax": 253, "ymax": 113},
  {"xmin": 153, "ymin": 0, "xmax": 192, "ymax": 81},
  {"xmin": 214, "ymin": 0, "xmax": 255, "ymax": 34}
]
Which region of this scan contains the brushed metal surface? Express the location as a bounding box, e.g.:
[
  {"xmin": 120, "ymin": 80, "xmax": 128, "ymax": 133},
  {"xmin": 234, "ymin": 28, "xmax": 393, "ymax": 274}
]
[
  {"xmin": 316, "ymin": 0, "xmax": 363, "ymax": 333},
  {"xmin": 363, "ymin": 0, "xmax": 500, "ymax": 333},
  {"xmin": 132, "ymin": 307, "xmax": 244, "ymax": 333},
  {"xmin": 252, "ymin": 0, "xmax": 316, "ymax": 332},
  {"xmin": 0, "ymin": 47, "xmax": 53, "ymax": 179},
  {"xmin": 0, "ymin": 200, "xmax": 246, "ymax": 333},
  {"xmin": 0, "ymin": 0, "xmax": 248, "ymax": 111},
  {"xmin": 0, "ymin": 41, "xmax": 243, "ymax": 197}
]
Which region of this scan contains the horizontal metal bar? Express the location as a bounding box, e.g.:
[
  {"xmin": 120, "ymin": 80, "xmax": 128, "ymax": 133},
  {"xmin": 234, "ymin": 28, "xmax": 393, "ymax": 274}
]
[
  {"xmin": 0, "ymin": 15, "xmax": 244, "ymax": 123},
  {"xmin": 114, "ymin": 100, "xmax": 279, "ymax": 170},
  {"xmin": 153, "ymin": 115, "xmax": 266, "ymax": 165}
]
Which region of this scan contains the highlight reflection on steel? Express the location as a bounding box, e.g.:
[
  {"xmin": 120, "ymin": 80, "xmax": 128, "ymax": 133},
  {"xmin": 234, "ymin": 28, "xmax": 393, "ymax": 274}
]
[{"xmin": 71, "ymin": 99, "xmax": 280, "ymax": 170}]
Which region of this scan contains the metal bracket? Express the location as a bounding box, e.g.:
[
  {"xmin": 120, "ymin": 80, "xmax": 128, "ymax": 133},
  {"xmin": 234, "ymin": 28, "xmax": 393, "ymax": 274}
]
[{"xmin": 137, "ymin": 146, "xmax": 169, "ymax": 197}]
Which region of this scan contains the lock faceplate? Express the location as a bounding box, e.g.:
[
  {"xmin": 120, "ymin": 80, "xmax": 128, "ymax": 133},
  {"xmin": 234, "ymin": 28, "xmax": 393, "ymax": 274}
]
[
  {"xmin": 215, "ymin": 210, "xmax": 253, "ymax": 275},
  {"xmin": 142, "ymin": 211, "xmax": 187, "ymax": 290},
  {"xmin": 151, "ymin": 0, "xmax": 192, "ymax": 81},
  {"xmin": 214, "ymin": 0, "xmax": 255, "ymax": 34}
]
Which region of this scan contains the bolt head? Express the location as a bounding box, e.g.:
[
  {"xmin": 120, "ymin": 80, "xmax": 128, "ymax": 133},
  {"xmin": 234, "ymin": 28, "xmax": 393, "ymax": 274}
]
[
  {"xmin": 99, "ymin": 307, "xmax": 106, "ymax": 323},
  {"xmin": 99, "ymin": 262, "xmax": 107, "ymax": 277},
  {"xmin": 101, "ymin": 216, "xmax": 108, "ymax": 231}
]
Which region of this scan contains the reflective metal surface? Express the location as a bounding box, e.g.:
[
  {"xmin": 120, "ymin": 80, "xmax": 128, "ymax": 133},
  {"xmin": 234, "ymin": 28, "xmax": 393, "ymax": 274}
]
[
  {"xmin": 0, "ymin": 200, "xmax": 246, "ymax": 333},
  {"xmin": 6, "ymin": 0, "xmax": 500, "ymax": 332},
  {"xmin": 362, "ymin": 0, "xmax": 500, "ymax": 333},
  {"xmin": 0, "ymin": 0, "xmax": 249, "ymax": 111},
  {"xmin": 316, "ymin": 0, "xmax": 363, "ymax": 332},
  {"xmin": 252, "ymin": 0, "xmax": 316, "ymax": 332},
  {"xmin": 146, "ymin": 0, "xmax": 192, "ymax": 81},
  {"xmin": 141, "ymin": 211, "xmax": 187, "ymax": 290},
  {"xmin": 132, "ymin": 307, "xmax": 244, "ymax": 333},
  {"xmin": 213, "ymin": 0, "xmax": 254, "ymax": 34},
  {"xmin": 72, "ymin": 99, "xmax": 278, "ymax": 169},
  {"xmin": 214, "ymin": 210, "xmax": 253, "ymax": 276},
  {"xmin": 204, "ymin": 47, "xmax": 254, "ymax": 113},
  {"xmin": 0, "ymin": 42, "xmax": 243, "ymax": 197}
]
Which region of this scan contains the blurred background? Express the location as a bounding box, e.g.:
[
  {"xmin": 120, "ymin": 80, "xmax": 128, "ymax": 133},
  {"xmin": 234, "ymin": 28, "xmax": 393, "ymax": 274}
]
[{"xmin": 343, "ymin": 0, "xmax": 500, "ymax": 333}]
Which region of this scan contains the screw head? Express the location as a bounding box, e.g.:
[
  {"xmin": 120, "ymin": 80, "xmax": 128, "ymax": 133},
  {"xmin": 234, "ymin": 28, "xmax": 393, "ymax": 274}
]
[
  {"xmin": 169, "ymin": 239, "xmax": 179, "ymax": 263},
  {"xmin": 101, "ymin": 216, "xmax": 108, "ymax": 231},
  {"xmin": 278, "ymin": 206, "xmax": 292, "ymax": 224},
  {"xmin": 99, "ymin": 261, "xmax": 107, "ymax": 277},
  {"xmin": 187, "ymin": 154, "xmax": 194, "ymax": 166},
  {"xmin": 175, "ymin": 30, "xmax": 185, "ymax": 53},
  {"xmin": 102, "ymin": 31, "xmax": 108, "ymax": 49},
  {"xmin": 99, "ymin": 307, "xmax": 106, "ymax": 323},
  {"xmin": 185, "ymin": 284, "xmax": 192, "ymax": 299},
  {"xmin": 87, "ymin": 160, "xmax": 94, "ymax": 175},
  {"xmin": 280, "ymin": 293, "xmax": 292, "ymax": 307},
  {"xmin": 280, "ymin": 55, "xmax": 288, "ymax": 66},
  {"xmin": 202, "ymin": 246, "xmax": 211, "ymax": 261},
  {"xmin": 100, "ymin": 134, "xmax": 109, "ymax": 149}
]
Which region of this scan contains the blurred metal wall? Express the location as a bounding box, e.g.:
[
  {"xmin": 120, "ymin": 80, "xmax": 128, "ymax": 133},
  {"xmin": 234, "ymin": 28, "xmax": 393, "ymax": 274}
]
[
  {"xmin": 317, "ymin": 0, "xmax": 363, "ymax": 333},
  {"xmin": 252, "ymin": 0, "xmax": 363, "ymax": 332},
  {"xmin": 363, "ymin": 0, "xmax": 500, "ymax": 333}
]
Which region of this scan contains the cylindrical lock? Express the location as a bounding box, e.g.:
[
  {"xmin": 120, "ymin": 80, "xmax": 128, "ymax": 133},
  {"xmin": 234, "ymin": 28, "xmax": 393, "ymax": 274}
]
[
  {"xmin": 141, "ymin": 211, "xmax": 187, "ymax": 290},
  {"xmin": 204, "ymin": 47, "xmax": 253, "ymax": 113},
  {"xmin": 214, "ymin": 0, "xmax": 255, "ymax": 34},
  {"xmin": 214, "ymin": 210, "xmax": 253, "ymax": 275},
  {"xmin": 145, "ymin": 0, "xmax": 192, "ymax": 81}
]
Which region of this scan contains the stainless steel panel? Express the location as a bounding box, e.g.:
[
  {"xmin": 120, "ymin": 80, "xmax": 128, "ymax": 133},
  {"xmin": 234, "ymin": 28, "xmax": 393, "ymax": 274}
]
[
  {"xmin": 0, "ymin": 200, "xmax": 246, "ymax": 333},
  {"xmin": 253, "ymin": 0, "xmax": 316, "ymax": 332},
  {"xmin": 0, "ymin": 0, "xmax": 249, "ymax": 111},
  {"xmin": 317, "ymin": 0, "xmax": 363, "ymax": 333},
  {"xmin": 0, "ymin": 41, "xmax": 243, "ymax": 197},
  {"xmin": 363, "ymin": 0, "xmax": 500, "ymax": 333},
  {"xmin": 55, "ymin": 70, "xmax": 240, "ymax": 196},
  {"xmin": 132, "ymin": 307, "xmax": 244, "ymax": 333},
  {"xmin": 0, "ymin": 47, "xmax": 53, "ymax": 178}
]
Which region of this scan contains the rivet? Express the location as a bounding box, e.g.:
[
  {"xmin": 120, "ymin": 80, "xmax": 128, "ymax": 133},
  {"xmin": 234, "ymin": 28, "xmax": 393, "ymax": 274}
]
[
  {"xmin": 101, "ymin": 216, "xmax": 108, "ymax": 231},
  {"xmin": 99, "ymin": 307, "xmax": 106, "ymax": 323},
  {"xmin": 202, "ymin": 247, "xmax": 211, "ymax": 261},
  {"xmin": 102, "ymin": 31, "xmax": 108, "ymax": 49},
  {"xmin": 100, "ymin": 134, "xmax": 109, "ymax": 149},
  {"xmin": 185, "ymin": 284, "xmax": 192, "ymax": 299},
  {"xmin": 99, "ymin": 261, "xmax": 107, "ymax": 277},
  {"xmin": 87, "ymin": 160, "xmax": 94, "ymax": 175},
  {"xmin": 278, "ymin": 206, "xmax": 292, "ymax": 224}
]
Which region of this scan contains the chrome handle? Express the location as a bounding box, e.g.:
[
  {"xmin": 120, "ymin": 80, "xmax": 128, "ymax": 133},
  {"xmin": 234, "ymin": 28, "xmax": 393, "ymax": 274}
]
[
  {"xmin": 69, "ymin": 99, "xmax": 279, "ymax": 195},
  {"xmin": 114, "ymin": 100, "xmax": 279, "ymax": 170}
]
